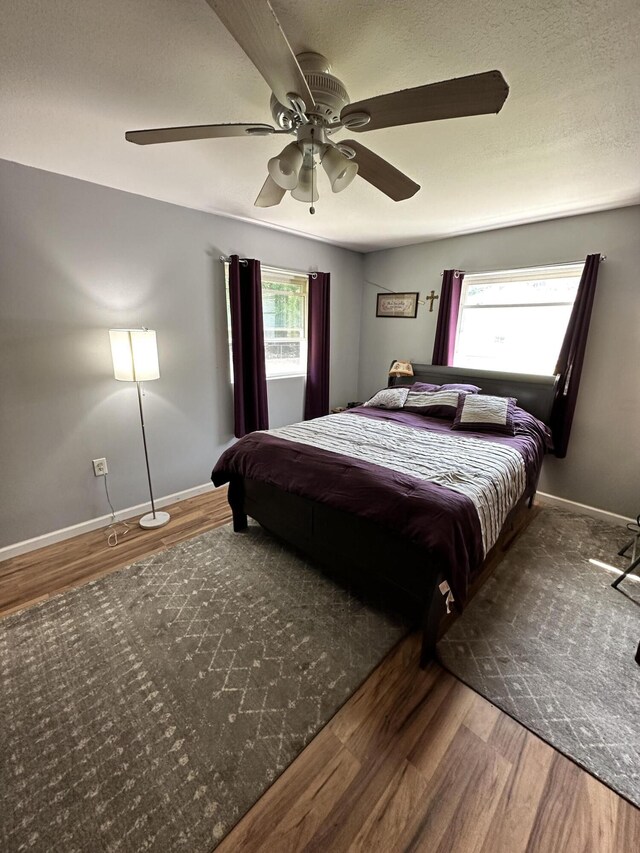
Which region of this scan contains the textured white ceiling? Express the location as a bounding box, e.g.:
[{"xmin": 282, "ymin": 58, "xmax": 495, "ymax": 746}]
[{"xmin": 1, "ymin": 0, "xmax": 639, "ymax": 251}]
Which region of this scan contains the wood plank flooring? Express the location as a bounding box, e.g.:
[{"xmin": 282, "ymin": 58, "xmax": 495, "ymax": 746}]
[
  {"xmin": 0, "ymin": 487, "xmax": 231, "ymax": 618},
  {"xmin": 220, "ymin": 635, "xmax": 638, "ymax": 853},
  {"xmin": 1, "ymin": 490, "xmax": 637, "ymax": 851}
]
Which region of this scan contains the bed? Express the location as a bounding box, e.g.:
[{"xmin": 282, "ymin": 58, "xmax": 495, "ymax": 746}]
[{"xmin": 212, "ymin": 363, "xmax": 556, "ymax": 666}]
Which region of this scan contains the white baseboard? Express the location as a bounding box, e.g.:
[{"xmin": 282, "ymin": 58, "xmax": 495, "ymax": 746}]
[
  {"xmin": 536, "ymin": 491, "xmax": 633, "ymax": 527},
  {"xmin": 0, "ymin": 482, "xmax": 216, "ymax": 563},
  {"xmin": 1, "ymin": 483, "xmax": 631, "ymax": 563}
]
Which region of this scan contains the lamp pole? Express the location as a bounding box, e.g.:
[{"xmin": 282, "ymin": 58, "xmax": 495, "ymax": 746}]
[
  {"xmin": 136, "ymin": 380, "xmax": 158, "ymax": 519},
  {"xmin": 134, "ymin": 377, "xmax": 170, "ymax": 530}
]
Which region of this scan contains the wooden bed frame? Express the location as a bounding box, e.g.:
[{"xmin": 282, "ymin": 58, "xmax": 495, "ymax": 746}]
[{"xmin": 226, "ymin": 364, "xmax": 557, "ymax": 667}]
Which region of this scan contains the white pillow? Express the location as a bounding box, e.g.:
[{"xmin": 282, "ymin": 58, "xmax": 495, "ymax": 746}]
[
  {"xmin": 452, "ymin": 393, "xmax": 517, "ymax": 435},
  {"xmin": 362, "ymin": 387, "xmax": 410, "ymax": 409}
]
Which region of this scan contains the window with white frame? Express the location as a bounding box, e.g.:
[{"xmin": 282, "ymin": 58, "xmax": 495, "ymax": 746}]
[
  {"xmin": 225, "ymin": 265, "xmax": 308, "ymax": 378},
  {"xmin": 261, "ymin": 268, "xmax": 308, "ymax": 377},
  {"xmin": 453, "ymin": 263, "xmax": 584, "ymax": 375}
]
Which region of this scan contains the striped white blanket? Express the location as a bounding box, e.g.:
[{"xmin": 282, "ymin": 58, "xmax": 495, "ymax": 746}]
[{"xmin": 266, "ymin": 414, "xmax": 526, "ymax": 556}]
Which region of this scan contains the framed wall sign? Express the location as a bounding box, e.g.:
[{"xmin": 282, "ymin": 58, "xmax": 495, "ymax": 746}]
[{"xmin": 376, "ymin": 292, "xmax": 419, "ymax": 318}]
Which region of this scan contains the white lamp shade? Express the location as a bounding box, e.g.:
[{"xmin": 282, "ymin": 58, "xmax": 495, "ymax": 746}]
[
  {"xmin": 321, "ymin": 146, "xmax": 358, "ymax": 193},
  {"xmin": 268, "ymin": 142, "xmax": 303, "ymax": 190},
  {"xmin": 291, "ymin": 165, "xmax": 319, "ymax": 202},
  {"xmin": 109, "ymin": 329, "xmax": 160, "ymax": 381}
]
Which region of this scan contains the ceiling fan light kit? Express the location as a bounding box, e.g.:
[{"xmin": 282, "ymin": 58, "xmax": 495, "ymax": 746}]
[
  {"xmin": 291, "ymin": 165, "xmax": 319, "ymax": 203},
  {"xmin": 268, "ymin": 140, "xmax": 304, "ymax": 190},
  {"xmin": 126, "ymin": 0, "xmax": 510, "ymax": 214},
  {"xmin": 321, "ymin": 145, "xmax": 359, "ymax": 194}
]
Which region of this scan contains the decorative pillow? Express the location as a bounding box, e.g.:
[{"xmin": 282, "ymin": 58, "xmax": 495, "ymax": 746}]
[
  {"xmin": 362, "ymin": 387, "xmax": 410, "ymax": 409},
  {"xmin": 452, "ymin": 394, "xmax": 517, "ymax": 435},
  {"xmin": 440, "ymin": 383, "xmax": 482, "ymax": 393},
  {"xmin": 403, "ymin": 389, "xmax": 462, "ymax": 419}
]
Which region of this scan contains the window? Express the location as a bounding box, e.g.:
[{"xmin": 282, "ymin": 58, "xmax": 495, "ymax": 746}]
[
  {"xmin": 453, "ymin": 263, "xmax": 584, "ymax": 375},
  {"xmin": 261, "ymin": 269, "xmax": 308, "ymax": 377},
  {"xmin": 225, "ymin": 265, "xmax": 308, "ymax": 379}
]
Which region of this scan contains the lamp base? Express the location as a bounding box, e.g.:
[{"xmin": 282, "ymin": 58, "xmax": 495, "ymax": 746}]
[{"xmin": 139, "ymin": 511, "xmax": 171, "ymax": 529}]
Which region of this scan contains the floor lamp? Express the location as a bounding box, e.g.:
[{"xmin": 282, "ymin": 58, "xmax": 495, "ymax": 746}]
[{"xmin": 109, "ymin": 328, "xmax": 170, "ymax": 529}]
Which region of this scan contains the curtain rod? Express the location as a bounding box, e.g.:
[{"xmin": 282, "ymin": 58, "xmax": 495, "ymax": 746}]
[
  {"xmin": 442, "ymin": 255, "xmax": 606, "ymax": 277},
  {"xmin": 219, "ymin": 255, "xmax": 318, "ymax": 280}
]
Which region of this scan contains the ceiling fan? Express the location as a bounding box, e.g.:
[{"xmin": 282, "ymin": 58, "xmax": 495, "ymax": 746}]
[{"xmin": 125, "ymin": 0, "xmax": 509, "ymax": 213}]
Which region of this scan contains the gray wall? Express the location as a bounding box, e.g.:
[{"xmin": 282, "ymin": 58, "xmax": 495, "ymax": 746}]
[
  {"xmin": 360, "ymin": 206, "xmax": 640, "ymax": 518},
  {"xmin": 0, "ymin": 159, "xmax": 364, "ymax": 547},
  {"xmin": 2, "ymin": 157, "xmax": 636, "ymax": 547}
]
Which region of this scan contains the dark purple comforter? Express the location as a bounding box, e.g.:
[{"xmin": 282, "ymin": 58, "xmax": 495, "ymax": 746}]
[{"xmin": 212, "ymin": 406, "xmax": 549, "ymax": 606}]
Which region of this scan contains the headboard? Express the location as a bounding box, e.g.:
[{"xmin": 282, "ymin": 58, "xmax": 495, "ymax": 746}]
[{"xmin": 388, "ymin": 362, "xmax": 558, "ymax": 424}]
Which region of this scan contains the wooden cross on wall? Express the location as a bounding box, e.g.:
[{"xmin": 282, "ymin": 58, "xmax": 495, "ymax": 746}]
[{"xmin": 425, "ymin": 290, "xmax": 439, "ymax": 312}]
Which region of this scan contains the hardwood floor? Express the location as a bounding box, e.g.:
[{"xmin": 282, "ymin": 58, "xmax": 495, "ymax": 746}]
[
  {"xmin": 0, "ymin": 488, "xmax": 232, "ymax": 618},
  {"xmin": 1, "ymin": 490, "xmax": 637, "ymax": 852},
  {"xmin": 220, "ymin": 634, "xmax": 638, "ymax": 853}
]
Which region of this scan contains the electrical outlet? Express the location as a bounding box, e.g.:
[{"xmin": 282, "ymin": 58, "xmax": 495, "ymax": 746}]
[{"xmin": 92, "ymin": 458, "xmax": 108, "ymax": 477}]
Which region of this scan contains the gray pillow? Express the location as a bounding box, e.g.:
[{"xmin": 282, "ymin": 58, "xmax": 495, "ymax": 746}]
[
  {"xmin": 452, "ymin": 394, "xmax": 517, "ymax": 435},
  {"xmin": 362, "ymin": 387, "xmax": 410, "ymax": 409}
]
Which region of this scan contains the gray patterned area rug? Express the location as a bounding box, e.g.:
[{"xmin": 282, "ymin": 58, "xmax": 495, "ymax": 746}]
[
  {"xmin": 438, "ymin": 506, "xmax": 640, "ymax": 807},
  {"xmin": 0, "ymin": 522, "xmax": 408, "ymax": 853}
]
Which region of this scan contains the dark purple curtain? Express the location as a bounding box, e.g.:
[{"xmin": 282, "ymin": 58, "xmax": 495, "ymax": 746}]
[
  {"xmin": 550, "ymin": 254, "xmax": 601, "ymax": 458},
  {"xmin": 228, "ymin": 255, "xmax": 269, "ymax": 438},
  {"xmin": 304, "ymin": 272, "xmax": 330, "ymax": 420},
  {"xmin": 432, "ymin": 269, "xmax": 464, "ymax": 365}
]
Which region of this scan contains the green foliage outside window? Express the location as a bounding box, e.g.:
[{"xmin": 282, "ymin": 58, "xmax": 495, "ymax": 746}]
[{"xmin": 262, "ymin": 279, "xmax": 306, "ymax": 341}]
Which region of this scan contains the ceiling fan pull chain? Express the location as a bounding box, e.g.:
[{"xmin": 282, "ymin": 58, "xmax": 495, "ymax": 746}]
[{"xmin": 310, "ymin": 129, "xmax": 316, "ymax": 215}]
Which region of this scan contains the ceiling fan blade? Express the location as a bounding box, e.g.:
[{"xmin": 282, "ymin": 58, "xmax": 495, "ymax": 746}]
[
  {"xmin": 125, "ymin": 123, "xmax": 276, "ymax": 145},
  {"xmin": 341, "ymin": 140, "xmax": 419, "ymax": 201},
  {"xmin": 205, "ymin": 0, "xmax": 315, "ymax": 111},
  {"xmin": 341, "ymin": 70, "xmax": 509, "ymax": 132},
  {"xmin": 254, "ymin": 175, "xmax": 286, "ymax": 207}
]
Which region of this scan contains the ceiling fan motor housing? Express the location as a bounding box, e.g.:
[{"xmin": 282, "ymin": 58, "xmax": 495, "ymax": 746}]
[{"xmin": 270, "ymin": 53, "xmax": 350, "ymax": 131}]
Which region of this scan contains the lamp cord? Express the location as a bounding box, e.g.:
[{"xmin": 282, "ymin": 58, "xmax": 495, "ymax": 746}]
[{"xmin": 103, "ymin": 473, "xmax": 131, "ymax": 547}]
